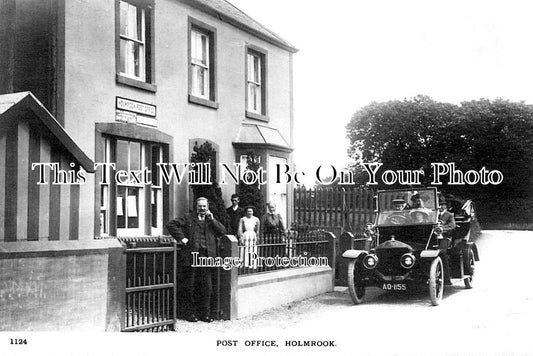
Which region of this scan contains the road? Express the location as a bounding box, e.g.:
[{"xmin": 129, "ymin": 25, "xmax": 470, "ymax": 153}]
[{"xmin": 175, "ymin": 230, "xmax": 533, "ymax": 355}]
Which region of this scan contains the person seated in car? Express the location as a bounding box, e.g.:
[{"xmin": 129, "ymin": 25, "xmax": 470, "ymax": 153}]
[
  {"xmin": 437, "ymin": 198, "xmax": 456, "ymax": 286},
  {"xmin": 385, "ymin": 198, "xmax": 409, "ymax": 224},
  {"xmin": 410, "ymin": 209, "xmax": 430, "ymax": 224},
  {"xmin": 438, "ymin": 198, "xmax": 456, "ymax": 233},
  {"xmin": 392, "ymin": 198, "xmax": 407, "ymax": 211},
  {"xmin": 410, "ymin": 193, "xmax": 425, "ymax": 209}
]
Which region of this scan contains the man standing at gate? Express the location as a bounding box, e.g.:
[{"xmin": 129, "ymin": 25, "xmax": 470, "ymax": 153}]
[{"xmin": 166, "ymin": 197, "xmax": 226, "ymax": 322}]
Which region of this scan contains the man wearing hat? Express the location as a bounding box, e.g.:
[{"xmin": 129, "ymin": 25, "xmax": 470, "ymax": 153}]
[
  {"xmin": 438, "ymin": 198, "xmax": 456, "ymax": 232},
  {"xmin": 392, "ymin": 198, "xmax": 407, "ymax": 211},
  {"xmin": 437, "ymin": 197, "xmax": 455, "ymax": 285}
]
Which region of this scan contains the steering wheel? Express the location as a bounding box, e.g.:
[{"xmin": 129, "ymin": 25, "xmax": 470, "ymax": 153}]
[{"xmin": 386, "ymin": 213, "xmax": 408, "ymax": 225}]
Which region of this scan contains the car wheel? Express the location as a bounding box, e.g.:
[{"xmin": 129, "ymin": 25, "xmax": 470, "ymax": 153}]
[
  {"xmin": 429, "ymin": 257, "xmax": 444, "ymax": 306},
  {"xmin": 347, "ymin": 259, "xmax": 365, "ymax": 305},
  {"xmin": 464, "ymin": 249, "xmax": 475, "ymax": 289}
]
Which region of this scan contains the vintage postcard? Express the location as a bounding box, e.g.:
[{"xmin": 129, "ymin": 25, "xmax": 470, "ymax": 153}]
[{"xmin": 0, "ymin": 0, "xmax": 532, "ymax": 355}]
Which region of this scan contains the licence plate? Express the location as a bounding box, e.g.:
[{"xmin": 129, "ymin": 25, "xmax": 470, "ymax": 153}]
[{"xmin": 382, "ymin": 283, "xmax": 406, "ymax": 291}]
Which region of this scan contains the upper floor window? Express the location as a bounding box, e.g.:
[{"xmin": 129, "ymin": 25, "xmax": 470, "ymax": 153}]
[
  {"xmin": 188, "ymin": 18, "xmax": 218, "ymax": 109},
  {"xmin": 246, "ymin": 46, "xmax": 267, "ymax": 121},
  {"xmin": 191, "ymin": 28, "xmax": 210, "ymax": 98},
  {"xmin": 119, "ymin": 1, "xmax": 146, "ymax": 80},
  {"xmin": 116, "ymin": 0, "xmax": 156, "ymax": 92}
]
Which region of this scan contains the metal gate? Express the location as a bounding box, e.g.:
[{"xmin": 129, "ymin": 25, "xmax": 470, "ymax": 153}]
[{"xmin": 119, "ymin": 236, "xmax": 177, "ymax": 332}]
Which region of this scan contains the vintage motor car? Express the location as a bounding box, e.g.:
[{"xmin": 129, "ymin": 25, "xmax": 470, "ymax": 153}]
[{"xmin": 342, "ymin": 187, "xmax": 480, "ymax": 306}]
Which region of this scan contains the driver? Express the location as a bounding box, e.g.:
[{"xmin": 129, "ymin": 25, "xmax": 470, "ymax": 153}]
[{"xmin": 392, "ymin": 198, "xmax": 407, "ymax": 211}]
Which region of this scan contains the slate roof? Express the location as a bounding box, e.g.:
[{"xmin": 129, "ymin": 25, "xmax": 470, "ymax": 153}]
[{"xmin": 180, "ymin": 0, "xmax": 297, "ymax": 52}]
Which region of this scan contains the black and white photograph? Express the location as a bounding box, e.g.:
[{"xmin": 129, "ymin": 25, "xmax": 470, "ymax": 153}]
[{"xmin": 1, "ymin": 0, "xmax": 532, "ymax": 355}]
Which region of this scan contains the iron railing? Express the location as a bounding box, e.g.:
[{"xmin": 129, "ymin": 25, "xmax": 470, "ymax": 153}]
[{"xmin": 238, "ymin": 230, "xmax": 330, "ymax": 275}]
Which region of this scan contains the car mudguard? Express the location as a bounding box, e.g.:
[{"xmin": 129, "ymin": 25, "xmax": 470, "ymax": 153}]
[
  {"xmin": 457, "ymin": 241, "xmax": 479, "ymax": 261},
  {"xmin": 465, "ymin": 242, "xmax": 480, "ymax": 261},
  {"xmin": 342, "ymin": 249, "xmax": 368, "ymax": 259}
]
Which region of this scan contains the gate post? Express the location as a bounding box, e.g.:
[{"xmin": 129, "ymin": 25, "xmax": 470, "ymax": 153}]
[
  {"xmin": 337, "ymin": 232, "xmax": 354, "ymax": 286},
  {"xmin": 172, "ymin": 239, "xmax": 177, "ymax": 330},
  {"xmin": 219, "ymin": 235, "xmax": 238, "ymax": 320}
]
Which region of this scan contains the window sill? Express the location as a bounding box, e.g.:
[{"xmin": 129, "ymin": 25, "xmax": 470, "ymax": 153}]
[
  {"xmin": 245, "ymin": 110, "xmax": 268, "ymax": 122},
  {"xmin": 116, "ymin": 74, "xmax": 157, "ymax": 92},
  {"xmin": 188, "ymin": 94, "xmax": 219, "ymax": 109}
]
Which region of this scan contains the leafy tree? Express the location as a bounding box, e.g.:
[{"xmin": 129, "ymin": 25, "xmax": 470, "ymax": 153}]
[
  {"xmin": 237, "ymin": 151, "xmax": 265, "ymax": 218},
  {"xmin": 346, "ymin": 96, "xmax": 533, "ymax": 226},
  {"xmin": 347, "ymin": 95, "xmax": 461, "ymax": 186},
  {"xmin": 190, "ymin": 141, "xmax": 228, "ymax": 226}
]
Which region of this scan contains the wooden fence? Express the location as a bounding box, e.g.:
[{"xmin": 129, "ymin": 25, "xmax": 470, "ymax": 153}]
[{"xmin": 293, "ymin": 186, "xmax": 376, "ymax": 232}]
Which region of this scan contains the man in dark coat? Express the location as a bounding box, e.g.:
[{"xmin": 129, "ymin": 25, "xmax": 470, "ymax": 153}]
[
  {"xmin": 226, "ymin": 193, "xmax": 245, "ymax": 235},
  {"xmin": 166, "ymin": 197, "xmax": 226, "ymax": 322},
  {"xmin": 438, "ymin": 199, "xmax": 456, "ymax": 232},
  {"xmin": 437, "ymin": 197, "xmax": 456, "ymax": 285}
]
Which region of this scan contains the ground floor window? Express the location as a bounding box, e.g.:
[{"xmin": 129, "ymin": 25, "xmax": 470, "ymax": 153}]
[{"xmin": 100, "ymin": 136, "xmax": 164, "ymax": 237}]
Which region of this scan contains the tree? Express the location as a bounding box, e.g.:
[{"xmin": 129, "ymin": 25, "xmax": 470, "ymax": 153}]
[
  {"xmin": 190, "ymin": 141, "xmax": 228, "ymax": 226},
  {"xmin": 346, "ymin": 95, "xmax": 533, "ymax": 226},
  {"xmin": 346, "ymin": 95, "xmax": 462, "ymax": 186},
  {"xmin": 237, "ymin": 151, "xmax": 265, "ymax": 218}
]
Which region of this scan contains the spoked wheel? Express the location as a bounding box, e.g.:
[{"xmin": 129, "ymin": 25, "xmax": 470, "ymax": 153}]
[
  {"xmin": 347, "ymin": 259, "xmax": 366, "ymax": 304},
  {"xmin": 429, "ymin": 257, "xmax": 444, "ymax": 306},
  {"xmin": 464, "ymin": 250, "xmax": 475, "ymax": 289}
]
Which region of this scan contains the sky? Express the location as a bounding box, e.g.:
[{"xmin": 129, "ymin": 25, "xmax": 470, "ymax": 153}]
[{"xmin": 229, "ymin": 0, "xmax": 533, "ymax": 185}]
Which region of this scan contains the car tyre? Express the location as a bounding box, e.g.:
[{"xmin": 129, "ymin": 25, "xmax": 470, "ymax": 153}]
[
  {"xmin": 429, "ymin": 257, "xmax": 444, "ymax": 306},
  {"xmin": 347, "ymin": 259, "xmax": 365, "ymax": 305},
  {"xmin": 464, "ymin": 249, "xmax": 475, "ymax": 289}
]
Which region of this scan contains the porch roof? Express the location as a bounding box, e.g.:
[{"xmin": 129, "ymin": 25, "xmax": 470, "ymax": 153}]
[
  {"xmin": 233, "ymin": 123, "xmax": 293, "ymax": 153},
  {"xmin": 0, "ymin": 92, "xmax": 95, "ymax": 172}
]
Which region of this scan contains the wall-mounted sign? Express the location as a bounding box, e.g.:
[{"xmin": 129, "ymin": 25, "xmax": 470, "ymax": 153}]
[
  {"xmin": 115, "ymin": 97, "xmax": 157, "ymax": 127},
  {"xmin": 115, "ymin": 110, "xmax": 137, "ymax": 124},
  {"xmin": 116, "ymin": 97, "xmax": 156, "ymax": 117}
]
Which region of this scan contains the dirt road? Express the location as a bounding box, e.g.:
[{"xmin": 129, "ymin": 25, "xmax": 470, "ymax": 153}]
[{"xmin": 175, "ymin": 230, "xmax": 533, "ymax": 355}]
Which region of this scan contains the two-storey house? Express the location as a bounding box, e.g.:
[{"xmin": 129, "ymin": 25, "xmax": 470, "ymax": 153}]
[{"xmin": 0, "ymin": 0, "xmax": 297, "ymax": 242}]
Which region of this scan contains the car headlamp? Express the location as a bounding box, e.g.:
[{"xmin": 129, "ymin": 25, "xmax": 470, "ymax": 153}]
[
  {"xmin": 400, "ymin": 253, "xmax": 416, "ymax": 269},
  {"xmin": 363, "ymin": 254, "xmax": 378, "ymax": 269}
]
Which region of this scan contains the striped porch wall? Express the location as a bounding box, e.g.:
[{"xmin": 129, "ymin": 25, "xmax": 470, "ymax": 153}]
[{"xmin": 0, "ymin": 119, "xmax": 81, "ymax": 242}]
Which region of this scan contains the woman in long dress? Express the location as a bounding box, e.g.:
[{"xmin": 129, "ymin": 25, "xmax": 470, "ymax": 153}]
[{"xmin": 238, "ymin": 206, "xmax": 260, "ymax": 269}]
